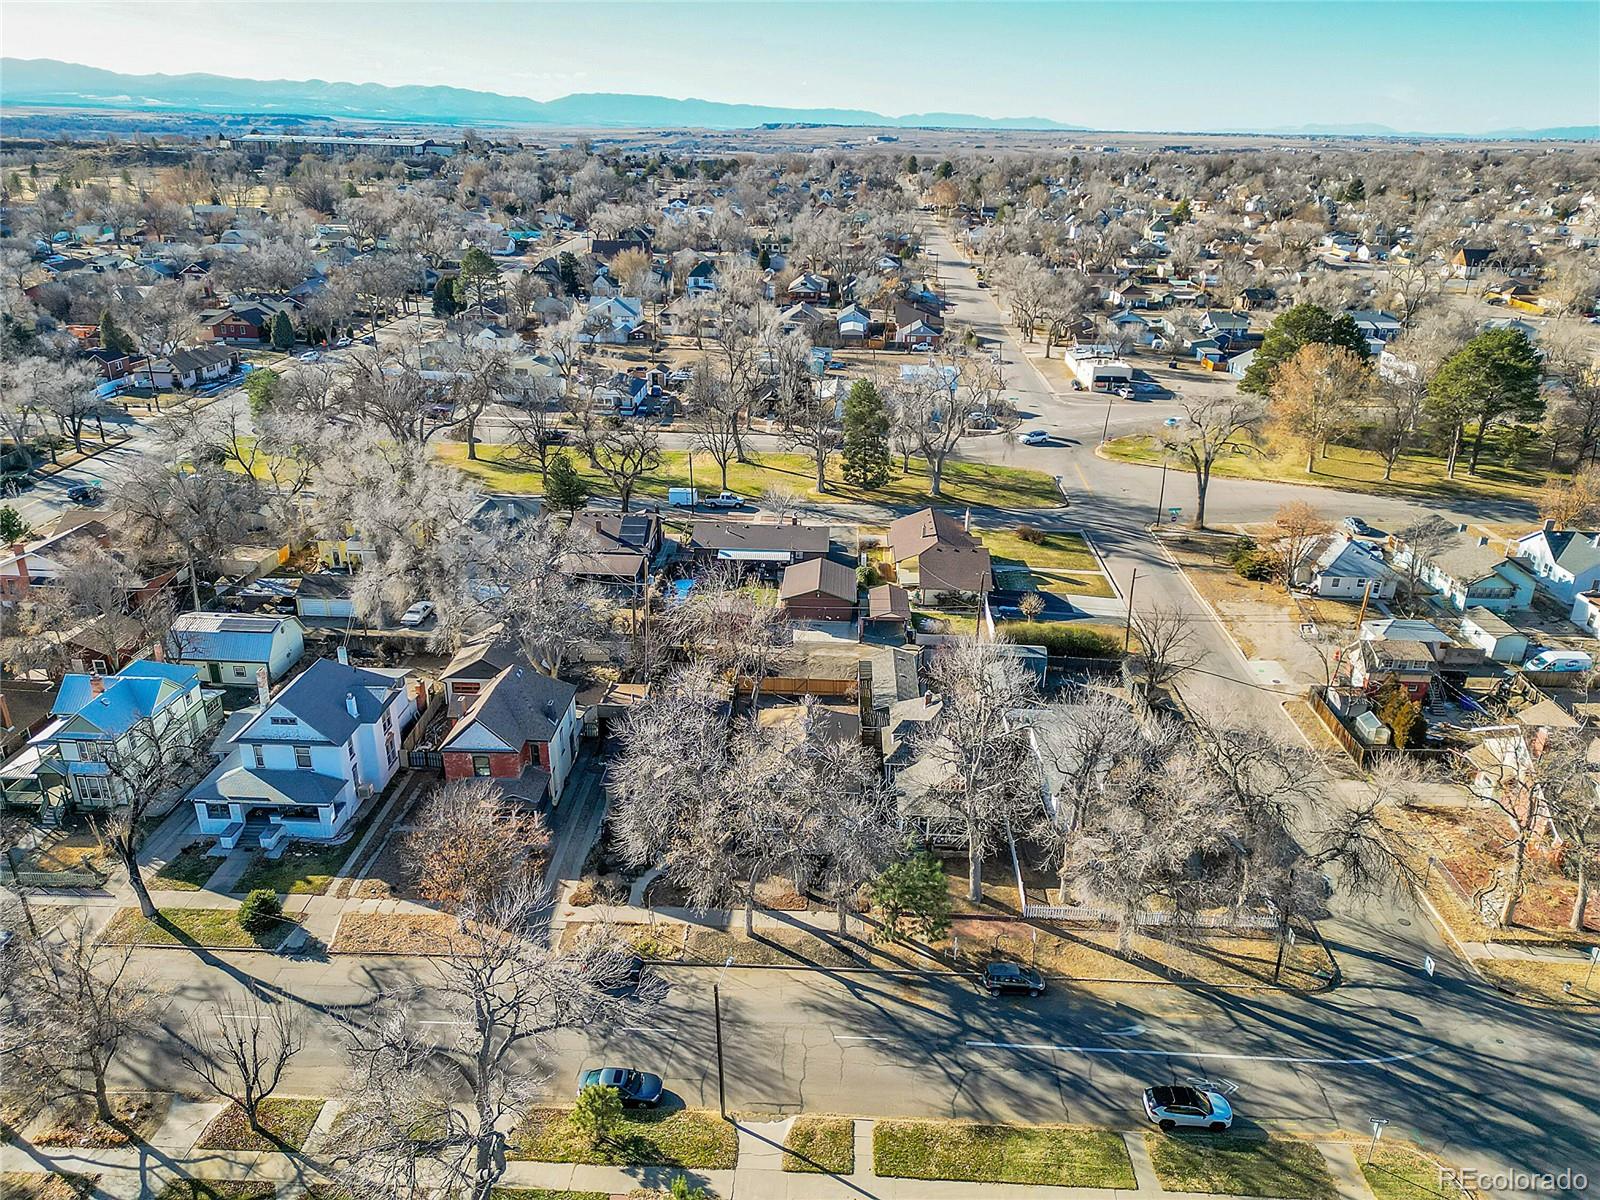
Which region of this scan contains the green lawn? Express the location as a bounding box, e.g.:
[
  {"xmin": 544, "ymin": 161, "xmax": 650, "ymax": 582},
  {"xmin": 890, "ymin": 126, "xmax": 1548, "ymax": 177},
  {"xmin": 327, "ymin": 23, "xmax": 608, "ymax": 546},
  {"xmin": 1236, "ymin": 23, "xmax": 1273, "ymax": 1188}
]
[
  {"xmin": 1145, "ymin": 1133, "xmax": 1338, "ymax": 1200},
  {"xmin": 1359, "ymin": 1143, "xmax": 1466, "ymax": 1200},
  {"xmin": 232, "ymin": 800, "xmax": 385, "ymax": 896},
  {"xmin": 99, "ymin": 906, "xmax": 300, "ymax": 951},
  {"xmin": 1102, "ymin": 434, "xmax": 1551, "ymax": 505},
  {"xmin": 976, "ymin": 527, "xmax": 1101, "ymax": 571},
  {"xmin": 194, "ymin": 1099, "xmax": 325, "ymax": 1152},
  {"xmin": 150, "ymin": 842, "xmax": 222, "ymax": 892},
  {"xmin": 912, "ymin": 609, "xmax": 979, "ymax": 635},
  {"xmin": 438, "ymin": 443, "xmax": 1062, "ymax": 509},
  {"xmin": 874, "ymin": 1120, "xmax": 1136, "ymax": 1188},
  {"xmin": 783, "ymin": 1116, "xmax": 856, "ymax": 1174},
  {"xmin": 508, "ymin": 1103, "xmax": 737, "ymax": 1170}
]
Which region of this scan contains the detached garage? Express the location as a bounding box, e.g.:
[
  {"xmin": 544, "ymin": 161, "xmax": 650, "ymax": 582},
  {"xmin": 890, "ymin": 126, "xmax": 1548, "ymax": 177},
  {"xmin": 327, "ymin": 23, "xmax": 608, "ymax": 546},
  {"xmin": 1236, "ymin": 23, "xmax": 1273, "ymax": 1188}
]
[
  {"xmin": 295, "ymin": 573, "xmax": 357, "ymax": 620},
  {"xmin": 779, "ymin": 558, "xmax": 858, "ymax": 621}
]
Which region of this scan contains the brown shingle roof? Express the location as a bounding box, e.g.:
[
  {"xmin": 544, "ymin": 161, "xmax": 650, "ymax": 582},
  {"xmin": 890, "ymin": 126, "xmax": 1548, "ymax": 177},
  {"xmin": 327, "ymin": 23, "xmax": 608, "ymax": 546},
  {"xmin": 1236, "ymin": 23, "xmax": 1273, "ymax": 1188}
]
[
  {"xmin": 778, "ymin": 558, "xmax": 857, "ymax": 603},
  {"xmin": 887, "ymin": 508, "xmax": 977, "ymax": 563}
]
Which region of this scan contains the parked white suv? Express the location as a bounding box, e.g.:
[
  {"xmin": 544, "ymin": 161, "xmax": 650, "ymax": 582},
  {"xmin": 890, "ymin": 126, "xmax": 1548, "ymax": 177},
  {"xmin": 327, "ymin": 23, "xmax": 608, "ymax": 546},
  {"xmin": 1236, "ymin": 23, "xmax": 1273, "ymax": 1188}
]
[{"xmin": 1143, "ymin": 1084, "xmax": 1233, "ymax": 1132}]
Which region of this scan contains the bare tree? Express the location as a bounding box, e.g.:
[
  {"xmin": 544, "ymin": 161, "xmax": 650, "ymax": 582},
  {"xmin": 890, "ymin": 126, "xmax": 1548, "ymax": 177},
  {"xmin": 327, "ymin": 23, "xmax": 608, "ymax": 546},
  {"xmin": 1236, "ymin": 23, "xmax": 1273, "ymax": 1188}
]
[
  {"xmin": 1159, "ymin": 392, "xmax": 1265, "ymax": 529},
  {"xmin": 1129, "ymin": 601, "xmax": 1207, "ymax": 691},
  {"xmin": 97, "ymin": 711, "xmax": 208, "ymax": 920},
  {"xmin": 912, "ymin": 637, "xmax": 1042, "ymax": 902},
  {"xmin": 9, "ymin": 919, "xmax": 165, "ymax": 1124},
  {"xmin": 1069, "ymin": 713, "xmax": 1230, "ymax": 950},
  {"xmin": 683, "ymin": 359, "xmax": 743, "ymax": 492},
  {"xmin": 1269, "ymin": 501, "xmax": 1334, "ymax": 590},
  {"xmin": 331, "ymin": 883, "xmax": 654, "ymax": 1200},
  {"xmin": 404, "ymin": 776, "xmax": 550, "ymax": 913},
  {"xmin": 179, "ymin": 996, "xmax": 305, "ymax": 1136},
  {"xmin": 582, "ymin": 421, "xmax": 662, "ymax": 513}
]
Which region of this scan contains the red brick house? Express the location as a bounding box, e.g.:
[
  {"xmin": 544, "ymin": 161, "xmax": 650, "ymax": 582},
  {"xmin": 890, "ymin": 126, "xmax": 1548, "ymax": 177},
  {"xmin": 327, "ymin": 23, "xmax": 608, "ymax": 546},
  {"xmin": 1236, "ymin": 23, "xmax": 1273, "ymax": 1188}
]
[{"xmin": 438, "ymin": 665, "xmax": 581, "ymax": 807}]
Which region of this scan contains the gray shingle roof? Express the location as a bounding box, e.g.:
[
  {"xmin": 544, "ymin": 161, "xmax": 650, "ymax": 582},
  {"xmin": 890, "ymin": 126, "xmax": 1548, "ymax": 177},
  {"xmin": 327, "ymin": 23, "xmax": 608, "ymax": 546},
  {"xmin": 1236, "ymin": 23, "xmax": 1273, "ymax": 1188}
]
[{"xmin": 238, "ymin": 658, "xmax": 403, "ymax": 744}]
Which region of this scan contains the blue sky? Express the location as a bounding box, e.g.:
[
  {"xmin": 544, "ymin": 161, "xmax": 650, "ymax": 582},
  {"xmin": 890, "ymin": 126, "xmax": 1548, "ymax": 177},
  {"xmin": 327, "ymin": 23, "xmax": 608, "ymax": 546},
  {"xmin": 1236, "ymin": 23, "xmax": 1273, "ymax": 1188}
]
[{"xmin": 4, "ymin": 1, "xmax": 1597, "ymax": 133}]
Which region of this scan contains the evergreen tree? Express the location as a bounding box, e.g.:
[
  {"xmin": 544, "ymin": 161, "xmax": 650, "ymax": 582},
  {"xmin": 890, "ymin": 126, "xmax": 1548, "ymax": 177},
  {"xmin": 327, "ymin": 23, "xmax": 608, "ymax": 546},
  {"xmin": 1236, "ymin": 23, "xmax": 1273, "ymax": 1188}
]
[
  {"xmin": 1344, "ymin": 177, "xmax": 1366, "ymax": 203},
  {"xmin": 455, "ymin": 247, "xmax": 501, "ymax": 316},
  {"xmin": 269, "ymin": 310, "xmax": 296, "ymax": 352},
  {"xmin": 840, "ymin": 379, "xmax": 893, "ymax": 490},
  {"xmin": 870, "ymin": 849, "xmax": 951, "ymax": 944},
  {"xmin": 1171, "ymin": 198, "xmax": 1192, "ymax": 224},
  {"xmin": 432, "ymin": 275, "xmax": 459, "ymax": 317},
  {"xmin": 243, "ymin": 370, "xmax": 278, "ymax": 419},
  {"xmin": 97, "ymin": 309, "xmax": 135, "ymax": 355},
  {"xmin": 544, "ymin": 451, "xmax": 589, "ymax": 513},
  {"xmin": 1239, "ymin": 303, "xmax": 1369, "ymax": 395},
  {"xmin": 0, "ymin": 505, "xmax": 30, "ymax": 543},
  {"xmin": 905, "ymin": 154, "xmax": 919, "ymax": 174},
  {"xmin": 757, "ymin": 246, "xmax": 771, "ymax": 270},
  {"xmin": 1428, "ymin": 328, "xmax": 1544, "ymax": 476}
]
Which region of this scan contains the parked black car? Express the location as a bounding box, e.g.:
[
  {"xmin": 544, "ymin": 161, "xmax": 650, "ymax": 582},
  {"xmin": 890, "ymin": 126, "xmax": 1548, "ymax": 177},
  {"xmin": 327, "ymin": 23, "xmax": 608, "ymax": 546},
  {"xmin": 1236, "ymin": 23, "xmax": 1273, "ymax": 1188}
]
[
  {"xmin": 577, "ymin": 1066, "xmax": 664, "ymax": 1108},
  {"xmin": 982, "ymin": 961, "xmax": 1046, "ymax": 996}
]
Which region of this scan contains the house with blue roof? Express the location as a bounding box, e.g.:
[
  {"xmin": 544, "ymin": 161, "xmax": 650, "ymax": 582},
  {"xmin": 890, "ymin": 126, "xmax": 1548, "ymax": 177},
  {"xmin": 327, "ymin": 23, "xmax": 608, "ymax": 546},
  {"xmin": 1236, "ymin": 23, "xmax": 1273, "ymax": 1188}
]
[
  {"xmin": 0, "ymin": 660, "xmax": 220, "ymax": 822},
  {"xmin": 188, "ymin": 657, "xmax": 418, "ymax": 851},
  {"xmin": 167, "ymin": 612, "xmax": 306, "ymax": 687}
]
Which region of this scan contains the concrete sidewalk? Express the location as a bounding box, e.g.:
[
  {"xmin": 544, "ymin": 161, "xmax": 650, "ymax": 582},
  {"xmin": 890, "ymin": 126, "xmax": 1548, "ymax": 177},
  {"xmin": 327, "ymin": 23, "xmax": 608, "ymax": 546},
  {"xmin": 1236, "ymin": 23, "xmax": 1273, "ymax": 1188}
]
[{"xmin": 2, "ymin": 1099, "xmax": 1383, "ymax": 1200}]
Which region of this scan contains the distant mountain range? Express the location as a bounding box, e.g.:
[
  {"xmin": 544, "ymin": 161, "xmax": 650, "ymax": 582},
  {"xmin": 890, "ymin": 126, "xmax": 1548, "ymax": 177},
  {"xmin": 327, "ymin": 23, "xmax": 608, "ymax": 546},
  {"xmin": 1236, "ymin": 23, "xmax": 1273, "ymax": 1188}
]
[
  {"xmin": 1, "ymin": 59, "xmax": 1593, "ymax": 140},
  {"xmin": 0, "ymin": 59, "xmax": 1082, "ymax": 132},
  {"xmin": 1265, "ymin": 121, "xmax": 1599, "ymax": 139}
]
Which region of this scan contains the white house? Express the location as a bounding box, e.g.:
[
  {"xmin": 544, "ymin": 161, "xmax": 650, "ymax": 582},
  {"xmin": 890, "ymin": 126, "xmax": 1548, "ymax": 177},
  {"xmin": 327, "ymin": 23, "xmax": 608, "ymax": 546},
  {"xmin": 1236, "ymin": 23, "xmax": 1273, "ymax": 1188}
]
[
  {"xmin": 1391, "ymin": 528, "xmax": 1537, "ymax": 613},
  {"xmin": 836, "ymin": 303, "xmax": 871, "ymax": 342},
  {"xmin": 1459, "ymin": 607, "xmax": 1531, "ymax": 664},
  {"xmin": 0, "ymin": 660, "xmax": 219, "ymax": 821},
  {"xmin": 188, "ymin": 658, "xmax": 416, "ymax": 850},
  {"xmin": 1298, "ymin": 536, "xmax": 1402, "ymax": 600},
  {"xmin": 578, "ymin": 296, "xmax": 646, "ymax": 344},
  {"xmin": 167, "ymin": 612, "xmax": 306, "ymax": 687},
  {"xmin": 1510, "ymin": 524, "xmax": 1600, "ymax": 605}
]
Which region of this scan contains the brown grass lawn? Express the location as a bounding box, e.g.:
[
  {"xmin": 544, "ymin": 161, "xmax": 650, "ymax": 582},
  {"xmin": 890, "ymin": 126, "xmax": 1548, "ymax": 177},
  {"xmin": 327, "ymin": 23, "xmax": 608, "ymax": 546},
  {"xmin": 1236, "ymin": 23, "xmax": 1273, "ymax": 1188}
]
[
  {"xmin": 194, "ymin": 1099, "xmax": 325, "ymax": 1152},
  {"xmin": 1145, "ymin": 1132, "xmax": 1338, "ymax": 1200},
  {"xmin": 0, "ymin": 1173, "xmax": 101, "ymax": 1200}
]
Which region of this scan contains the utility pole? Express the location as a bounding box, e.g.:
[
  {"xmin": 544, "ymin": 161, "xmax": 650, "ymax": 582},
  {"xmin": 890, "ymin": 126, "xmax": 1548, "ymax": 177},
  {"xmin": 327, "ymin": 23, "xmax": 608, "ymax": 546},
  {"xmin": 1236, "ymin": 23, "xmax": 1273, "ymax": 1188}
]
[
  {"xmin": 1154, "ymin": 455, "xmax": 1170, "ymax": 527},
  {"xmin": 1100, "ymin": 387, "xmax": 1115, "ymax": 445},
  {"xmin": 713, "ymin": 954, "xmax": 733, "ymax": 1121},
  {"xmin": 1123, "ymin": 568, "xmax": 1139, "ymax": 653},
  {"xmin": 1356, "ymin": 577, "xmax": 1375, "ymax": 629}
]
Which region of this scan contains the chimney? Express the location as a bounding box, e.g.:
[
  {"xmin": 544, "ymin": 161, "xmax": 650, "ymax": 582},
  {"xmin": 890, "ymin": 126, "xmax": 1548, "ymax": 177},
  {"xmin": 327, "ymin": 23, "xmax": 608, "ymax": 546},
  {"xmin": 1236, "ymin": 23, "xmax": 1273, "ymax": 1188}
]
[
  {"xmin": 336, "ymin": 644, "xmax": 349, "ymax": 666},
  {"xmin": 89, "ymin": 672, "xmax": 105, "ymax": 697},
  {"xmin": 1544, "ymin": 518, "xmax": 1557, "ymax": 532},
  {"xmin": 963, "ymin": 508, "xmax": 972, "ymax": 533},
  {"xmin": 256, "ymin": 666, "xmax": 270, "ymax": 708},
  {"xmin": 345, "ymin": 692, "xmax": 358, "ymax": 718}
]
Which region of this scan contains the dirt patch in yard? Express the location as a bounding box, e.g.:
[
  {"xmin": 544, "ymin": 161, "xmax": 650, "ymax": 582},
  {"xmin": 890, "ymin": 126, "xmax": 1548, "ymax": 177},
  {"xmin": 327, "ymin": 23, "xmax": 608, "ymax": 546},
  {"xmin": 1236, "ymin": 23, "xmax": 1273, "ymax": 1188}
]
[
  {"xmin": 31, "ymin": 1093, "xmax": 171, "ymax": 1148},
  {"xmin": 1386, "ymin": 805, "xmax": 1599, "ymax": 943}
]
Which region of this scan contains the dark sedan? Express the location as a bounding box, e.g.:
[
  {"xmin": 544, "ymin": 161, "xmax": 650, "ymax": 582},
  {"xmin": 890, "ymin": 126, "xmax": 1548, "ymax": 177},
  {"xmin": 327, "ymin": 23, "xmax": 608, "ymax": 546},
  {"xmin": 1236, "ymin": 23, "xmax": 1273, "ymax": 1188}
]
[
  {"xmin": 577, "ymin": 1066, "xmax": 664, "ymax": 1108},
  {"xmin": 982, "ymin": 961, "xmax": 1046, "ymax": 996}
]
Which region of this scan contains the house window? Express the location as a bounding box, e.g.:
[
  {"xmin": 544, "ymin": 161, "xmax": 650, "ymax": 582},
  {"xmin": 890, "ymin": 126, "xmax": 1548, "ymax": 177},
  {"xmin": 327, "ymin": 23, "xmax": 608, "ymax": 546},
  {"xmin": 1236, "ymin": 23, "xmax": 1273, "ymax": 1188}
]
[
  {"xmin": 472, "ymin": 754, "xmax": 492, "ymax": 777},
  {"xmin": 294, "ymin": 745, "xmax": 312, "ymax": 769},
  {"xmin": 253, "ymin": 744, "xmax": 265, "ymax": 768},
  {"xmin": 206, "ymin": 803, "xmax": 231, "ymax": 821},
  {"xmin": 75, "ymin": 775, "xmax": 110, "ymax": 803},
  {"xmin": 233, "ymin": 664, "xmax": 249, "ymax": 678},
  {"xmin": 270, "ymin": 716, "xmax": 296, "ymax": 726},
  {"xmin": 382, "ymin": 709, "xmax": 393, "ymax": 736}
]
